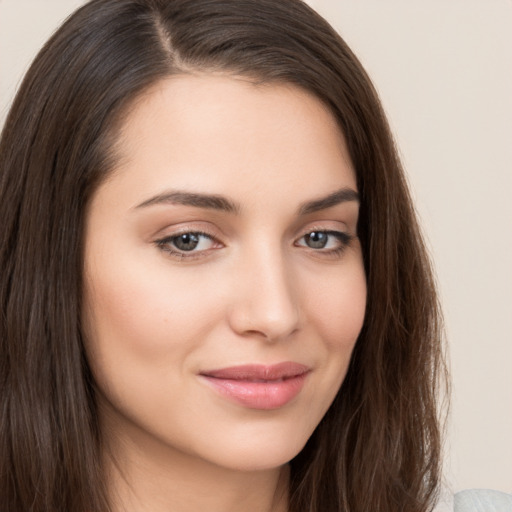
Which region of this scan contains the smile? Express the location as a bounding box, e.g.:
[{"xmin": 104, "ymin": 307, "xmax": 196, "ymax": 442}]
[{"xmin": 199, "ymin": 362, "xmax": 310, "ymax": 410}]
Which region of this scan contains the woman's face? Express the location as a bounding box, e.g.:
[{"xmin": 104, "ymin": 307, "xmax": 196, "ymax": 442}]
[{"xmin": 83, "ymin": 75, "xmax": 366, "ymax": 472}]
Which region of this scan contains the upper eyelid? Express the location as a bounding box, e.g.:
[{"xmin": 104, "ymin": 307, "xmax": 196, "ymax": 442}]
[
  {"xmin": 156, "ymin": 230, "xmax": 219, "ymax": 246},
  {"xmin": 296, "ymin": 224, "xmax": 352, "ymax": 238},
  {"xmin": 153, "ymin": 223, "xmax": 220, "ymax": 240},
  {"xmin": 154, "ymin": 224, "xmax": 352, "ymax": 241},
  {"xmin": 157, "ymin": 229, "xmax": 352, "ymax": 252}
]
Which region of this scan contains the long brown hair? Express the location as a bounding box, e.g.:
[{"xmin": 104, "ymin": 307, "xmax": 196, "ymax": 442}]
[{"xmin": 0, "ymin": 1, "xmax": 447, "ymax": 510}]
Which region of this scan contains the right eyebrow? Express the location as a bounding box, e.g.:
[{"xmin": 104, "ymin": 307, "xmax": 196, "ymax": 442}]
[{"xmin": 134, "ymin": 190, "xmax": 240, "ymax": 214}]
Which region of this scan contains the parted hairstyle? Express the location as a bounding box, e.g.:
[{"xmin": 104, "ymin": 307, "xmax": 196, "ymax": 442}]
[{"xmin": 0, "ymin": 1, "xmax": 447, "ymax": 511}]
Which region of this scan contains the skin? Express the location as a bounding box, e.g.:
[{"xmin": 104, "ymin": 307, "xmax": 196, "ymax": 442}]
[{"xmin": 82, "ymin": 74, "xmax": 367, "ymax": 512}]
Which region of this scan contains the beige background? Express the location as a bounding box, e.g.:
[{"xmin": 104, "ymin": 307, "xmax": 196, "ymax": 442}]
[{"xmin": 1, "ymin": 0, "xmax": 511, "ymax": 494}]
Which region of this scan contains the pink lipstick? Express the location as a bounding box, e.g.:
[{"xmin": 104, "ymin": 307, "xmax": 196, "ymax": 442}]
[{"xmin": 200, "ymin": 362, "xmax": 309, "ymax": 410}]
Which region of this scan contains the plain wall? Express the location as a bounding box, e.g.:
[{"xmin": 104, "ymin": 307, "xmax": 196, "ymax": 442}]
[{"xmin": 1, "ymin": 0, "xmax": 511, "ymax": 494}]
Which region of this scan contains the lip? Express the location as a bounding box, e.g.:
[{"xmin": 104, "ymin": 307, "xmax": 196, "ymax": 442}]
[{"xmin": 199, "ymin": 362, "xmax": 310, "ymax": 410}]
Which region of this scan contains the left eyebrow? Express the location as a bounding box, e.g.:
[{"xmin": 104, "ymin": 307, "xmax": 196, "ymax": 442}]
[{"xmin": 297, "ymin": 187, "xmax": 359, "ymax": 215}]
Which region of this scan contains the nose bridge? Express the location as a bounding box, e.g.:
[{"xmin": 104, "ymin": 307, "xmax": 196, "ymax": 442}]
[{"xmin": 228, "ymin": 240, "xmax": 300, "ymax": 341}]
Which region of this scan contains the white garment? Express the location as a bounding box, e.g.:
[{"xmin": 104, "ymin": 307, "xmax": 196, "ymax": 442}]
[
  {"xmin": 454, "ymin": 489, "xmax": 512, "ymax": 511},
  {"xmin": 434, "ymin": 489, "xmax": 512, "ymax": 512}
]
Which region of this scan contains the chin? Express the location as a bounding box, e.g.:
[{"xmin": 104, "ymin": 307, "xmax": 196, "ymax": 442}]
[
  {"xmin": 212, "ymin": 446, "xmax": 305, "ymax": 473},
  {"xmin": 195, "ymin": 421, "xmax": 314, "ymax": 473}
]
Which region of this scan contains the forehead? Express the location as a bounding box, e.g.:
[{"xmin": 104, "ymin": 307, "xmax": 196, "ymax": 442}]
[{"xmin": 105, "ymin": 73, "xmax": 356, "ymax": 210}]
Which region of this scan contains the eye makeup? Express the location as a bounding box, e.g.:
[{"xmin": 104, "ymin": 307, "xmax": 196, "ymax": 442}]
[{"xmin": 154, "ymin": 226, "xmax": 354, "ymax": 262}]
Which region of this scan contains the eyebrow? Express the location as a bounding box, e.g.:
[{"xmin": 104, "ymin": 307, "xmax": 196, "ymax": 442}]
[
  {"xmin": 298, "ymin": 187, "xmax": 359, "ymax": 215},
  {"xmin": 135, "ymin": 191, "xmax": 240, "ymax": 213},
  {"xmin": 134, "ymin": 187, "xmax": 359, "ymax": 215}
]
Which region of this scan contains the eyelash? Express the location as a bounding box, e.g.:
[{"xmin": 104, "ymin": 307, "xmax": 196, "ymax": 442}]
[
  {"xmin": 296, "ymin": 229, "xmax": 354, "ymax": 259},
  {"xmin": 155, "ymin": 230, "xmax": 218, "ymax": 260},
  {"xmin": 154, "ymin": 228, "xmax": 354, "ymax": 261}
]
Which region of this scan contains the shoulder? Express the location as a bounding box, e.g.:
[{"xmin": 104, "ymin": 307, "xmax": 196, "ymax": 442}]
[
  {"xmin": 453, "ymin": 489, "xmax": 512, "ymax": 512},
  {"xmin": 433, "ymin": 488, "xmax": 512, "ymax": 512}
]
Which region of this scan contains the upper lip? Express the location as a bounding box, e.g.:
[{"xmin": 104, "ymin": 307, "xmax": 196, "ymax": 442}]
[{"xmin": 200, "ymin": 362, "xmax": 310, "ymax": 381}]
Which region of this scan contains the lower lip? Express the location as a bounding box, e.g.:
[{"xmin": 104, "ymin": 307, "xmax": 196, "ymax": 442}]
[{"xmin": 201, "ymin": 373, "xmax": 309, "ymax": 410}]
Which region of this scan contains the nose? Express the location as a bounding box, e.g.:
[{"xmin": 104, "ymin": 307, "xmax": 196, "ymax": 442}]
[{"xmin": 227, "ymin": 245, "xmax": 300, "ymax": 342}]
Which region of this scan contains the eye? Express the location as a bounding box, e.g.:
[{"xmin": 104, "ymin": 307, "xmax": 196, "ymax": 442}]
[
  {"xmin": 155, "ymin": 231, "xmax": 220, "ymax": 257},
  {"xmin": 171, "ymin": 233, "xmax": 208, "ymax": 251},
  {"xmin": 296, "ymin": 230, "xmax": 352, "ymax": 252}
]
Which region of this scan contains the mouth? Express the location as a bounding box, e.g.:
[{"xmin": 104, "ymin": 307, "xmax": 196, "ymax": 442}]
[{"xmin": 199, "ymin": 362, "xmax": 310, "ymax": 410}]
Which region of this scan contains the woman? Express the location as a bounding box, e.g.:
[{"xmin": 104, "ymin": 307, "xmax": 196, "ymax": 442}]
[{"xmin": 0, "ymin": 1, "xmax": 446, "ymax": 511}]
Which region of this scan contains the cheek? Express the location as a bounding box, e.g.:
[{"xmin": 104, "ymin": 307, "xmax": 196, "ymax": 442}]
[
  {"xmin": 306, "ymin": 263, "xmax": 367, "ymax": 351},
  {"xmin": 81, "ymin": 257, "xmax": 224, "ymax": 437},
  {"xmin": 289, "ymin": 261, "xmax": 366, "ymax": 439},
  {"xmin": 81, "ymin": 249, "xmax": 223, "ymax": 388},
  {"xmin": 298, "ymin": 257, "xmax": 366, "ymax": 401}
]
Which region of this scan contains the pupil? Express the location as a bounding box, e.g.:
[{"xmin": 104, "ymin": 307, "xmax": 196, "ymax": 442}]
[
  {"xmin": 174, "ymin": 233, "xmax": 200, "ymax": 251},
  {"xmin": 306, "ymin": 232, "xmax": 328, "ymax": 249}
]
